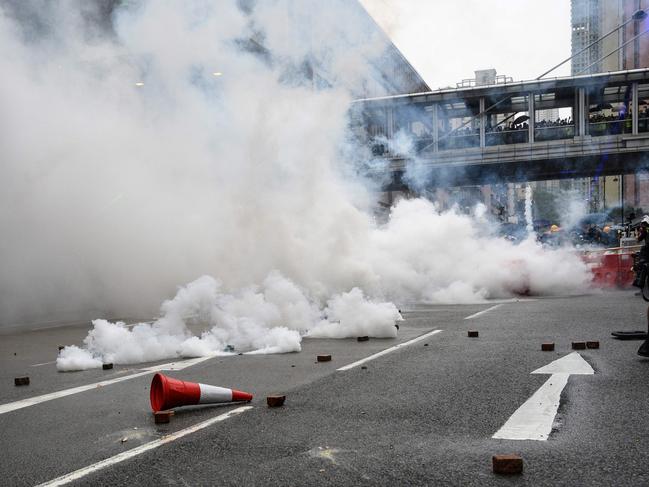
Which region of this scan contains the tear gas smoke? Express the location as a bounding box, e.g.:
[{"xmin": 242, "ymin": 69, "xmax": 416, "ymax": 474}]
[
  {"xmin": 525, "ymin": 184, "xmax": 533, "ymax": 234},
  {"xmin": 557, "ymin": 190, "xmax": 589, "ymax": 230},
  {"xmin": 0, "ymin": 1, "xmax": 592, "ymax": 371}
]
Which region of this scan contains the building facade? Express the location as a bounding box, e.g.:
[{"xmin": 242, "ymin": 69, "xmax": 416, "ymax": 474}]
[{"xmin": 569, "ymin": 0, "xmax": 649, "ymax": 217}]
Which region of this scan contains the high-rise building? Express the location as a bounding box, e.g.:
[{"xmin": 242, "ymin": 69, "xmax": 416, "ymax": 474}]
[
  {"xmin": 566, "ymin": 0, "xmax": 649, "ymax": 217},
  {"xmin": 571, "ymin": 0, "xmax": 602, "ymax": 74}
]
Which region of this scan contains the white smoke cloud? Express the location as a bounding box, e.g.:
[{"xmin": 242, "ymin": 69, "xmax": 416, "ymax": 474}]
[{"xmin": 0, "ymin": 1, "xmax": 593, "ymax": 371}]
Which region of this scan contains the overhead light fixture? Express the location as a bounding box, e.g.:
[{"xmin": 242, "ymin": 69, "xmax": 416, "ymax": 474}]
[
  {"xmin": 212, "ymin": 72, "xmax": 223, "ymax": 77},
  {"xmin": 135, "ymin": 82, "xmax": 145, "ymax": 87}
]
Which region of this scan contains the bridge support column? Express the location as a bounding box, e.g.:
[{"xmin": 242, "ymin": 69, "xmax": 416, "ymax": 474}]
[
  {"xmin": 577, "ymin": 87, "xmax": 586, "ymax": 137},
  {"xmin": 632, "ymin": 82, "xmax": 639, "ymax": 135},
  {"xmin": 528, "ymin": 92, "xmax": 535, "ymax": 144},
  {"xmin": 479, "ymin": 98, "xmax": 486, "ymax": 148},
  {"xmin": 432, "ymin": 103, "xmax": 439, "ymax": 152}
]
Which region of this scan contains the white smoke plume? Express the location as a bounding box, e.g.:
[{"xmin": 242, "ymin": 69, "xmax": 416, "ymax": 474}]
[{"xmin": 0, "ymin": 1, "xmax": 592, "ymax": 371}]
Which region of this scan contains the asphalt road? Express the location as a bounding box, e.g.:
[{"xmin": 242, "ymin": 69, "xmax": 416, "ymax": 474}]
[{"xmin": 1, "ymin": 291, "xmax": 649, "ymax": 486}]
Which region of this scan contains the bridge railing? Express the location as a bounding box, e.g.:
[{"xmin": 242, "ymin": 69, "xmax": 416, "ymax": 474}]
[{"xmin": 354, "ymin": 69, "xmax": 649, "ymax": 159}]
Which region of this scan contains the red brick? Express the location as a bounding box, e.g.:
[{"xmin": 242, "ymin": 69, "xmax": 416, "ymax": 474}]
[
  {"xmin": 266, "ymin": 395, "xmax": 286, "ymax": 407},
  {"xmin": 14, "ymin": 377, "xmax": 30, "ymax": 386},
  {"xmin": 468, "ymin": 331, "xmax": 479, "ymax": 338},
  {"xmin": 541, "ymin": 342, "xmax": 555, "ymax": 351},
  {"xmin": 317, "ymin": 355, "xmax": 332, "ymax": 362},
  {"xmin": 357, "ymin": 336, "xmax": 369, "ymax": 342},
  {"xmin": 586, "ymin": 341, "xmax": 600, "ymax": 349},
  {"xmin": 492, "ymin": 454, "xmax": 523, "ymax": 474},
  {"xmin": 102, "ymin": 363, "xmax": 114, "ymax": 370},
  {"xmin": 572, "ymin": 342, "xmax": 586, "ymax": 350},
  {"xmin": 154, "ymin": 411, "xmax": 173, "ymax": 424}
]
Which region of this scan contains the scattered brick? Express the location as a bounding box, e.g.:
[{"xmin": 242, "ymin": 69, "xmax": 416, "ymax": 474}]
[
  {"xmin": 586, "ymin": 341, "xmax": 600, "ymax": 349},
  {"xmin": 102, "ymin": 363, "xmax": 114, "ymax": 370},
  {"xmin": 492, "ymin": 454, "xmax": 523, "ymax": 475},
  {"xmin": 317, "ymin": 354, "xmax": 332, "ymax": 362},
  {"xmin": 357, "ymin": 336, "xmax": 369, "ymax": 342},
  {"xmin": 154, "ymin": 411, "xmax": 173, "ymax": 424},
  {"xmin": 572, "ymin": 341, "xmax": 586, "ymax": 350},
  {"xmin": 14, "ymin": 377, "xmax": 30, "ymax": 386},
  {"xmin": 266, "ymin": 395, "xmax": 286, "ymax": 407},
  {"xmin": 468, "ymin": 331, "xmax": 479, "ymax": 338},
  {"xmin": 541, "ymin": 342, "xmax": 555, "ymax": 352}
]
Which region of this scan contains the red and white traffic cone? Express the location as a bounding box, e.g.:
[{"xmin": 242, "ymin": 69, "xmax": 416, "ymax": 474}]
[{"xmin": 150, "ymin": 373, "xmax": 253, "ymax": 412}]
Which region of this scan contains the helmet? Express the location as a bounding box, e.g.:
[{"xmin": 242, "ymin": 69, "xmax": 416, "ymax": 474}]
[{"xmin": 550, "ymin": 224, "xmax": 559, "ymax": 232}]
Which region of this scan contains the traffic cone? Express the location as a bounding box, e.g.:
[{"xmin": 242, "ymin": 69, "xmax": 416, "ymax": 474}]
[{"xmin": 150, "ymin": 373, "xmax": 253, "ymax": 412}]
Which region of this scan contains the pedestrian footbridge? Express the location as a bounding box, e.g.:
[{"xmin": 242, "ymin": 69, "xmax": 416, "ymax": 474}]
[{"xmin": 352, "ymin": 68, "xmax": 649, "ymax": 188}]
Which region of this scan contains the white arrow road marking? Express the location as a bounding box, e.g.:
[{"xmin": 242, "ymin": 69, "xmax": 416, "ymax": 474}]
[
  {"xmin": 492, "ymin": 352, "xmax": 594, "ymax": 441},
  {"xmin": 0, "ymin": 355, "xmax": 216, "ymax": 416},
  {"xmin": 36, "ymin": 406, "xmax": 252, "ymax": 487}
]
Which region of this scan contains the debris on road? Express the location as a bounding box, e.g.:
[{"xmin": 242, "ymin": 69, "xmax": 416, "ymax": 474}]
[
  {"xmin": 468, "ymin": 330, "xmax": 479, "ymax": 338},
  {"xmin": 572, "ymin": 341, "xmax": 586, "ymax": 350},
  {"xmin": 317, "ymin": 355, "xmax": 332, "ymax": 362},
  {"xmin": 492, "ymin": 454, "xmax": 523, "ymax": 474},
  {"xmin": 102, "ymin": 363, "xmax": 114, "ymax": 370},
  {"xmin": 266, "ymin": 395, "xmax": 286, "ymax": 407},
  {"xmin": 14, "ymin": 377, "xmax": 30, "ymax": 386},
  {"xmin": 586, "ymin": 341, "xmax": 600, "ymax": 349},
  {"xmin": 357, "ymin": 336, "xmax": 369, "ymax": 342},
  {"xmin": 154, "ymin": 410, "xmax": 174, "ymax": 424},
  {"xmin": 541, "ymin": 342, "xmax": 555, "ymax": 351}
]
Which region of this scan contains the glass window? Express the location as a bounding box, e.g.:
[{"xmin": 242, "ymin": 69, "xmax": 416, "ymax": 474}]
[
  {"xmin": 485, "ymin": 93, "xmax": 529, "ymax": 146},
  {"xmin": 586, "ymin": 84, "xmax": 633, "ymax": 137},
  {"xmin": 437, "ymin": 98, "xmax": 480, "ymax": 150},
  {"xmin": 393, "ymin": 103, "xmax": 434, "ymax": 153},
  {"xmin": 534, "ymin": 89, "xmax": 575, "ymax": 141}
]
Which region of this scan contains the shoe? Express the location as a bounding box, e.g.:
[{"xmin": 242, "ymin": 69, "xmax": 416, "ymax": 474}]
[
  {"xmin": 612, "ymin": 331, "xmax": 648, "ymax": 340},
  {"xmin": 638, "ymin": 340, "xmax": 649, "ymax": 357}
]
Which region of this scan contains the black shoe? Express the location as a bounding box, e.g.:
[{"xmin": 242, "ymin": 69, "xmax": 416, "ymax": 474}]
[
  {"xmin": 612, "ymin": 331, "xmax": 648, "ymax": 340},
  {"xmin": 638, "ymin": 340, "xmax": 649, "ymax": 357}
]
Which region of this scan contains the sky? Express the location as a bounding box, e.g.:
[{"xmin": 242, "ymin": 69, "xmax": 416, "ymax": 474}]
[{"xmin": 360, "ymin": 0, "xmax": 572, "ymax": 90}]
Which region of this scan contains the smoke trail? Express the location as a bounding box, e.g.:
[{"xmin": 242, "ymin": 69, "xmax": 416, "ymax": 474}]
[
  {"xmin": 0, "ymin": 1, "xmax": 592, "ymax": 371},
  {"xmin": 525, "ymin": 184, "xmax": 534, "ymax": 234}
]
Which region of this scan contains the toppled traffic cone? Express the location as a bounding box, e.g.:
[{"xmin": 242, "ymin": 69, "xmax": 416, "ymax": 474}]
[{"xmin": 149, "ymin": 373, "xmax": 253, "ymax": 412}]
